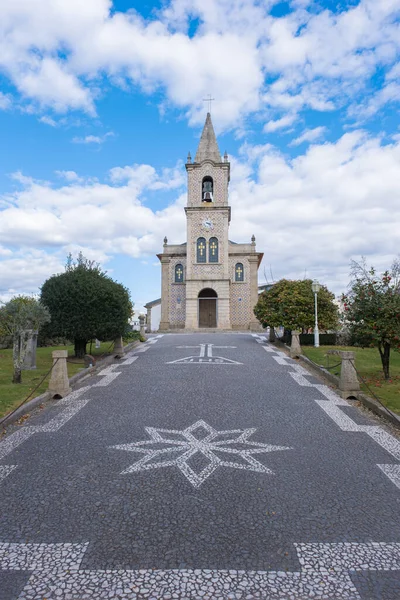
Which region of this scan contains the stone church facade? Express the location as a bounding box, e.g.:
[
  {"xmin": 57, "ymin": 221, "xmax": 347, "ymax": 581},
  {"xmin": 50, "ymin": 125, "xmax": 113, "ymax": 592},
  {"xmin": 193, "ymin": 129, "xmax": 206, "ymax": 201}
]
[{"xmin": 158, "ymin": 113, "xmax": 263, "ymax": 331}]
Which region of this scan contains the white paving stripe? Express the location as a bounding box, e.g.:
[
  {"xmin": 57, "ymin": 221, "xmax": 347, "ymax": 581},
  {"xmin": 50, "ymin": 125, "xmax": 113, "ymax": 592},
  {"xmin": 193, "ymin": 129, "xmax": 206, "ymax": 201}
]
[
  {"xmin": 0, "ymin": 465, "xmax": 17, "ymax": 482},
  {"xmin": 37, "ymin": 398, "xmax": 92, "ymax": 432},
  {"xmin": 272, "ymin": 355, "xmax": 291, "ymax": 365},
  {"xmin": 289, "ymin": 372, "xmax": 314, "ymax": 386},
  {"xmin": 257, "ymin": 339, "xmax": 400, "ymax": 492},
  {"xmin": 1, "ymin": 541, "xmax": 399, "ymax": 599},
  {"xmin": 0, "ymin": 387, "xmax": 92, "ymax": 474},
  {"xmin": 377, "ymin": 464, "xmax": 400, "ymax": 490},
  {"xmin": 94, "ymin": 364, "xmax": 121, "ymax": 387},
  {"xmin": 315, "ymin": 400, "xmax": 365, "ymax": 432},
  {"xmin": 121, "ymin": 355, "xmax": 139, "ymax": 365}
]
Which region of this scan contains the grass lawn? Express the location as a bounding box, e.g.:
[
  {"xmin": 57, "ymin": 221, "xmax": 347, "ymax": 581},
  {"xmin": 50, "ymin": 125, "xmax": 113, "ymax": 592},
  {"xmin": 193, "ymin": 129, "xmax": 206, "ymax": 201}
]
[
  {"xmin": 302, "ymin": 345, "xmax": 400, "ymax": 415},
  {"xmin": 0, "ymin": 340, "xmax": 132, "ymax": 421}
]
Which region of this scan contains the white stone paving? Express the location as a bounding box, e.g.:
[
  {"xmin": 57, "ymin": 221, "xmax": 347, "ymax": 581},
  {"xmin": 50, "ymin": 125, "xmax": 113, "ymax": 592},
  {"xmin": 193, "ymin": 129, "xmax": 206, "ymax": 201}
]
[
  {"xmin": 0, "ymin": 464, "xmax": 17, "ymax": 481},
  {"xmin": 110, "ymin": 419, "xmax": 292, "ymax": 488},
  {"xmin": 0, "ymin": 338, "xmax": 160, "ymax": 484},
  {"xmin": 377, "ymin": 464, "xmax": 400, "ymax": 490},
  {"xmin": 1, "ymin": 540, "xmax": 399, "ymax": 599},
  {"xmin": 258, "ymin": 339, "xmax": 400, "ymax": 492}
]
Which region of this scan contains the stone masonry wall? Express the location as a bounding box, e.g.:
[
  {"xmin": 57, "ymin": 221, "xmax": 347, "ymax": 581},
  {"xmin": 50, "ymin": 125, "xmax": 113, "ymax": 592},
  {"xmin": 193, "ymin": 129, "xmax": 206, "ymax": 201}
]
[
  {"xmin": 168, "ymin": 257, "xmax": 187, "ymax": 327},
  {"xmin": 229, "ymin": 256, "xmax": 252, "ymax": 328},
  {"xmin": 187, "ymin": 162, "xmax": 229, "ymax": 208}
]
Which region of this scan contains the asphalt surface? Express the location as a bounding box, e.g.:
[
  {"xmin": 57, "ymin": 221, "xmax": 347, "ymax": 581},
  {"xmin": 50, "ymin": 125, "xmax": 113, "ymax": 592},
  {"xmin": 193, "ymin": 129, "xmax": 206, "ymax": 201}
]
[{"xmin": 0, "ymin": 333, "xmax": 399, "ymax": 599}]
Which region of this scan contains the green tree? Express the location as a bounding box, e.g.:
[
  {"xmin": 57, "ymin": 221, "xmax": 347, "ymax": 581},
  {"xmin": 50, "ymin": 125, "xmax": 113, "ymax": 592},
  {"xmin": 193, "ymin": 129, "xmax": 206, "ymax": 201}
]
[
  {"xmin": 341, "ymin": 259, "xmax": 400, "ymax": 380},
  {"xmin": 254, "ymin": 278, "xmax": 339, "ymax": 332},
  {"xmin": 40, "ymin": 253, "xmax": 133, "ymax": 358},
  {"xmin": 0, "ymin": 296, "xmax": 50, "ymax": 383}
]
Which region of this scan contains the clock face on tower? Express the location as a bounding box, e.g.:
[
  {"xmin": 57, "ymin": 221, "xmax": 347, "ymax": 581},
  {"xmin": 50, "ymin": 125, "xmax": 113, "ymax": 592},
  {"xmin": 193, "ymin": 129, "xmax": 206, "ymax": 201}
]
[{"xmin": 202, "ymin": 218, "xmax": 213, "ymax": 230}]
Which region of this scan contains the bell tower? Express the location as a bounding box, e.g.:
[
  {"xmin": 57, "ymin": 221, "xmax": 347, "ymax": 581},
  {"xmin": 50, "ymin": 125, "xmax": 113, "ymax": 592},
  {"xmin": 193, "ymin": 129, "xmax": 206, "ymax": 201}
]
[{"xmin": 184, "ymin": 113, "xmax": 232, "ymax": 329}]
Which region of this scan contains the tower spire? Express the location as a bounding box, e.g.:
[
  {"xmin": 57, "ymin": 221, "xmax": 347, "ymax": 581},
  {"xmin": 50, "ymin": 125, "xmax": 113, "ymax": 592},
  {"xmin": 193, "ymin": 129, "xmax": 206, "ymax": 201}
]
[{"xmin": 194, "ymin": 113, "xmax": 222, "ymax": 163}]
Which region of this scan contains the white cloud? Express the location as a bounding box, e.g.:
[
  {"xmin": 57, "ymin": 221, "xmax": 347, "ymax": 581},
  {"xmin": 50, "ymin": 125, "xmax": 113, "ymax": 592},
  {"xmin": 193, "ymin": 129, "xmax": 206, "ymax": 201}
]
[
  {"xmin": 1, "ymin": 132, "xmax": 400, "ymax": 299},
  {"xmin": 263, "ymin": 114, "xmax": 297, "ymax": 133},
  {"xmin": 72, "ymin": 132, "xmax": 114, "ymax": 144},
  {"xmin": 39, "ymin": 115, "xmax": 58, "ymax": 127},
  {"xmin": 55, "ymin": 170, "xmax": 83, "ymax": 182},
  {"xmin": 0, "ymin": 92, "xmax": 12, "ymax": 110},
  {"xmin": 0, "ymin": 0, "xmax": 398, "ymax": 126},
  {"xmin": 289, "ymin": 126, "xmax": 327, "ymax": 146}
]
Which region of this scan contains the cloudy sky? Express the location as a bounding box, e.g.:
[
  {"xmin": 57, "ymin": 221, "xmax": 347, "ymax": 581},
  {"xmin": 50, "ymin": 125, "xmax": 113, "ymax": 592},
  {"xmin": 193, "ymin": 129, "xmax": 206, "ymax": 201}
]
[{"xmin": 0, "ymin": 0, "xmax": 399, "ymax": 312}]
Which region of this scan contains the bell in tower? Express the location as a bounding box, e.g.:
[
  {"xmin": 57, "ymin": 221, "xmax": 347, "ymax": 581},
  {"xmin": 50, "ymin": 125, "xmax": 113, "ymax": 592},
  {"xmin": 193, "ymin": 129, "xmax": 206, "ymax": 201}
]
[{"xmin": 202, "ymin": 176, "xmax": 213, "ymax": 202}]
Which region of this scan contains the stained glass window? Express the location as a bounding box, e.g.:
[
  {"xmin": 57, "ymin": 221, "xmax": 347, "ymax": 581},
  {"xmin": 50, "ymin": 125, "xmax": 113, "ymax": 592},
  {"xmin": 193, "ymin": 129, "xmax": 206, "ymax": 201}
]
[
  {"xmin": 197, "ymin": 237, "xmax": 206, "ymax": 263},
  {"xmin": 175, "ymin": 264, "xmax": 184, "ymax": 283},
  {"xmin": 235, "ymin": 263, "xmax": 244, "ymax": 282},
  {"xmin": 209, "ymin": 237, "xmax": 218, "ymax": 263}
]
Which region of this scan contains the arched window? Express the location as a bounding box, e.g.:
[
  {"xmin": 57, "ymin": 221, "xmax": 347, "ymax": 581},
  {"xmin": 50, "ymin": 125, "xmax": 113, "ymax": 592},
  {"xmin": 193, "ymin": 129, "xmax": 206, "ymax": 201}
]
[
  {"xmin": 197, "ymin": 237, "xmax": 207, "ymax": 263},
  {"xmin": 202, "ymin": 176, "xmax": 213, "ymax": 202},
  {"xmin": 175, "ymin": 263, "xmax": 184, "ymax": 283},
  {"xmin": 235, "ymin": 262, "xmax": 244, "ymax": 282},
  {"xmin": 209, "ymin": 237, "xmax": 219, "ymax": 263}
]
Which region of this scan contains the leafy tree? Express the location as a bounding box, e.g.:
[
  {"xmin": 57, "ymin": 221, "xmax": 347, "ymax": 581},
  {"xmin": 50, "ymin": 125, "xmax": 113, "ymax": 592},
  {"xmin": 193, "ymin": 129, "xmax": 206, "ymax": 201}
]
[
  {"xmin": 40, "ymin": 253, "xmax": 133, "ymax": 358},
  {"xmin": 0, "ymin": 296, "xmax": 50, "ymax": 383},
  {"xmin": 341, "ymin": 259, "xmax": 400, "ymax": 380},
  {"xmin": 254, "ymin": 278, "xmax": 339, "ymax": 332}
]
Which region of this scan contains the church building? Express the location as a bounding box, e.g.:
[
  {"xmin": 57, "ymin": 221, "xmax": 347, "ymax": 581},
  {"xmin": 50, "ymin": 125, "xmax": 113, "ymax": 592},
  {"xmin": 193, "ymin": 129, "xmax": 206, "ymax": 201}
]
[{"xmin": 158, "ymin": 113, "xmax": 263, "ymax": 331}]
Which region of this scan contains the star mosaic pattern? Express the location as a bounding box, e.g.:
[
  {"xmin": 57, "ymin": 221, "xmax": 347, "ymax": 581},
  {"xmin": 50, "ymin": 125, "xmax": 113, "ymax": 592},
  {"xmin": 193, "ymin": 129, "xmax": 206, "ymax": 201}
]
[{"xmin": 110, "ymin": 420, "xmax": 292, "ymax": 488}]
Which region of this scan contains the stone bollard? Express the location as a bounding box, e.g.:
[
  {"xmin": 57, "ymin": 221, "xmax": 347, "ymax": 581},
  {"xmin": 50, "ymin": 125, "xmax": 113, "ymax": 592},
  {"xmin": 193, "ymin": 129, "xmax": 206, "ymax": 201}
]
[
  {"xmin": 139, "ymin": 314, "xmax": 146, "ymax": 339},
  {"xmin": 290, "ymin": 330, "xmax": 302, "ymax": 358},
  {"xmin": 338, "ymin": 351, "xmax": 360, "ymax": 398},
  {"xmin": 22, "ymin": 329, "xmax": 38, "ymax": 370},
  {"xmin": 48, "ymin": 350, "xmax": 71, "ymax": 398},
  {"xmin": 114, "ymin": 335, "xmax": 125, "ymax": 357}
]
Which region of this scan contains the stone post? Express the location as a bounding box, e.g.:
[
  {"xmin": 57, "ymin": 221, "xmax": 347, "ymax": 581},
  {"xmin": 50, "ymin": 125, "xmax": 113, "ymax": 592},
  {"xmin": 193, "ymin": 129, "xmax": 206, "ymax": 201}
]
[
  {"xmin": 22, "ymin": 329, "xmax": 38, "ymax": 370},
  {"xmin": 114, "ymin": 336, "xmax": 125, "ymax": 357},
  {"xmin": 48, "ymin": 350, "xmax": 71, "ymax": 398},
  {"xmin": 290, "ymin": 330, "xmax": 302, "ymax": 358},
  {"xmin": 139, "ymin": 314, "xmax": 146, "ymax": 338},
  {"xmin": 338, "ymin": 351, "xmax": 360, "ymax": 398},
  {"xmin": 145, "ymin": 307, "xmax": 152, "ymax": 332}
]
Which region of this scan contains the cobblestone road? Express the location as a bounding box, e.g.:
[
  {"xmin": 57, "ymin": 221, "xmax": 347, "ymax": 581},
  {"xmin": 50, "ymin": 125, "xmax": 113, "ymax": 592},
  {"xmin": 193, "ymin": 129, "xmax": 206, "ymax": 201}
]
[{"xmin": 0, "ymin": 333, "xmax": 399, "ymax": 599}]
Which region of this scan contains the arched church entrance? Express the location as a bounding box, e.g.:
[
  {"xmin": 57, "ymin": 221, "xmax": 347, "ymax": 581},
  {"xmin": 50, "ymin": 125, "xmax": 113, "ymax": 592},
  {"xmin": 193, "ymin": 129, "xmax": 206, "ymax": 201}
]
[{"xmin": 198, "ymin": 288, "xmax": 217, "ymax": 328}]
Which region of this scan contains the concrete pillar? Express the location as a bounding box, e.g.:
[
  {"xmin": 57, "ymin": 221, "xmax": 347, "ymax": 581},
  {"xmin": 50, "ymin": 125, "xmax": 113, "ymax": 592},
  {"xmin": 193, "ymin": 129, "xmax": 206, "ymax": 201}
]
[
  {"xmin": 139, "ymin": 314, "xmax": 146, "ymax": 338},
  {"xmin": 22, "ymin": 329, "xmax": 38, "ymax": 370},
  {"xmin": 114, "ymin": 336, "xmax": 125, "ymax": 357},
  {"xmin": 290, "ymin": 330, "xmax": 302, "ymax": 358},
  {"xmin": 48, "ymin": 350, "xmax": 71, "ymax": 398},
  {"xmin": 338, "ymin": 351, "xmax": 360, "ymax": 398}
]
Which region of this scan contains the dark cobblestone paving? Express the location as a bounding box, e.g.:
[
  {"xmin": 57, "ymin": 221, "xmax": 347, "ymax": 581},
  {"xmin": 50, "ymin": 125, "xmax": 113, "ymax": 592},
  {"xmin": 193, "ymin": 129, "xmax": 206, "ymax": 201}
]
[{"xmin": 0, "ymin": 333, "xmax": 399, "ymax": 599}]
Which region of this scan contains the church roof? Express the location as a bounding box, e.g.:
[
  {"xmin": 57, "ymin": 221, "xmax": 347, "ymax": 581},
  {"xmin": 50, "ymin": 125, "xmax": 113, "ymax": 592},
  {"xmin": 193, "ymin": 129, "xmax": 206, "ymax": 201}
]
[{"xmin": 194, "ymin": 113, "xmax": 222, "ymax": 163}]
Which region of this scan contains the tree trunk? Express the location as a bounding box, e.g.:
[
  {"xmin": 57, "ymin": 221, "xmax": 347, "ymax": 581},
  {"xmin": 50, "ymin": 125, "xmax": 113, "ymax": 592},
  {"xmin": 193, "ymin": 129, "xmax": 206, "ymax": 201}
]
[
  {"xmin": 378, "ymin": 342, "xmax": 391, "ymax": 380},
  {"xmin": 12, "ymin": 333, "xmax": 23, "ymax": 383},
  {"xmin": 74, "ymin": 338, "xmax": 87, "ymax": 358}
]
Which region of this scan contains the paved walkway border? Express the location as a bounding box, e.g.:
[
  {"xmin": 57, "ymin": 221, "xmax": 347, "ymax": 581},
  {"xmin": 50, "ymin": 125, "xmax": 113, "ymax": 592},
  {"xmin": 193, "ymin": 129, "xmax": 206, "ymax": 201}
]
[
  {"xmin": 0, "ymin": 340, "xmax": 141, "ymax": 429},
  {"xmin": 273, "ymin": 340, "xmax": 400, "ymax": 429}
]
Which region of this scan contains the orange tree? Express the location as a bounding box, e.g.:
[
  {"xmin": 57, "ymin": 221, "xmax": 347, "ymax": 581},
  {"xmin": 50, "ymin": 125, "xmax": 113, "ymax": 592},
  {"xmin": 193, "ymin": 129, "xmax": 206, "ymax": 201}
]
[
  {"xmin": 254, "ymin": 278, "xmax": 338, "ymax": 332},
  {"xmin": 342, "ymin": 260, "xmax": 400, "ymax": 380}
]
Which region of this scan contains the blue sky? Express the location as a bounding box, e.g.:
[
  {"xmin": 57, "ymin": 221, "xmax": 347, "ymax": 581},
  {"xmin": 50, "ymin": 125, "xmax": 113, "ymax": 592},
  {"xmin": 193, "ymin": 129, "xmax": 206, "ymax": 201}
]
[{"xmin": 0, "ymin": 0, "xmax": 399, "ymax": 313}]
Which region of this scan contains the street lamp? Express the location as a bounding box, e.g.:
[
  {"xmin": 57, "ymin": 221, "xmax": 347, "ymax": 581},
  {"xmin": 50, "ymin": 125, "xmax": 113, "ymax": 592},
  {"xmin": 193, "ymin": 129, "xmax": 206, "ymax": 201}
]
[{"xmin": 311, "ymin": 279, "xmax": 321, "ymax": 348}]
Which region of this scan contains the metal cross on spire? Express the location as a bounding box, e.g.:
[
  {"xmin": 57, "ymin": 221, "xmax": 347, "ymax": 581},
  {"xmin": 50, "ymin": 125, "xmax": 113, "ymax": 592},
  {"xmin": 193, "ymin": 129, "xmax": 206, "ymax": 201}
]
[{"xmin": 203, "ymin": 94, "xmax": 215, "ymax": 113}]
